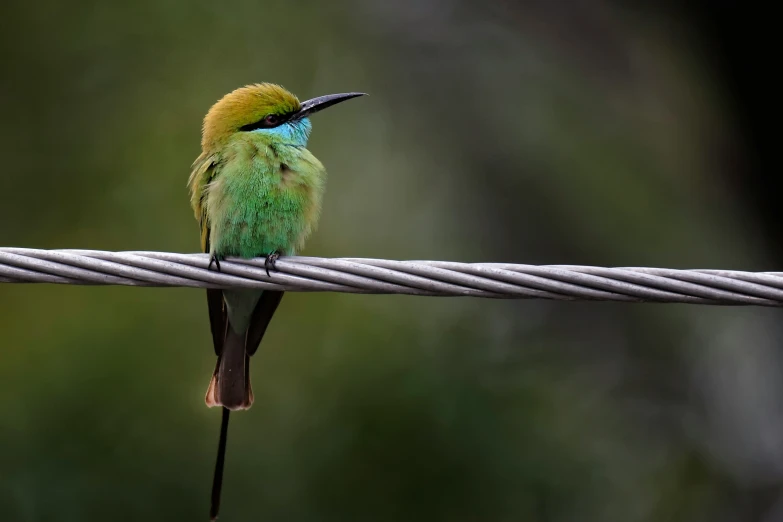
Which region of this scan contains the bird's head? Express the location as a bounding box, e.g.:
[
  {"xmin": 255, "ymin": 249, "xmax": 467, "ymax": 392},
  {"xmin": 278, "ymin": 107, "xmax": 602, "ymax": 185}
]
[{"xmin": 201, "ymin": 83, "xmax": 366, "ymax": 151}]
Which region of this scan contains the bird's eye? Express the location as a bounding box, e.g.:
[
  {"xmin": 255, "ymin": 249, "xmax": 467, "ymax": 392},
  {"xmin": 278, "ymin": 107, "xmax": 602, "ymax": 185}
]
[{"xmin": 264, "ymin": 114, "xmax": 280, "ymax": 126}]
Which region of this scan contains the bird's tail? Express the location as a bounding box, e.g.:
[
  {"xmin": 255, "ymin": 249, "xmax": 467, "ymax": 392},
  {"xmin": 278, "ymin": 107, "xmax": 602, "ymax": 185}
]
[
  {"xmin": 206, "ymin": 290, "xmax": 284, "ymax": 520},
  {"xmin": 206, "ymin": 325, "xmax": 252, "ymax": 521},
  {"xmin": 205, "ymin": 326, "xmax": 254, "ymax": 411},
  {"xmin": 210, "ymin": 407, "xmax": 230, "ymax": 521}
]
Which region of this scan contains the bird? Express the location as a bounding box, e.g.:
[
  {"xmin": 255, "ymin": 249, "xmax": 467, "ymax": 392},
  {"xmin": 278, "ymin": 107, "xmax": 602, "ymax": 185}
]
[{"xmin": 188, "ymin": 83, "xmax": 366, "ymax": 520}]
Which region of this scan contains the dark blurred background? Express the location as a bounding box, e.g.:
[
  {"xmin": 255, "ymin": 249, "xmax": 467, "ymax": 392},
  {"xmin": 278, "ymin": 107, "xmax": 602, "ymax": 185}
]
[{"xmin": 1, "ymin": 1, "xmax": 780, "ymax": 521}]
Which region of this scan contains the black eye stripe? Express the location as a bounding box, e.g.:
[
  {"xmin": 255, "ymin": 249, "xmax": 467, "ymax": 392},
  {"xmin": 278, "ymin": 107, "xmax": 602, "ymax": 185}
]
[{"xmin": 239, "ymin": 111, "xmax": 295, "ymax": 132}]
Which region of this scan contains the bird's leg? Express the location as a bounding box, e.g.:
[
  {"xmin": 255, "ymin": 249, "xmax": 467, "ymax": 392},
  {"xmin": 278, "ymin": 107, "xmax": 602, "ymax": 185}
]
[
  {"xmin": 208, "ymin": 254, "xmax": 222, "ymax": 272},
  {"xmin": 264, "ymin": 250, "xmax": 281, "ymax": 277}
]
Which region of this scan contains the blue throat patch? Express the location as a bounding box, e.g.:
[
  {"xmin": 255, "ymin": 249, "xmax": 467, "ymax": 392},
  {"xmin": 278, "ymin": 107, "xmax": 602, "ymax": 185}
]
[{"xmin": 252, "ymin": 117, "xmax": 312, "ymax": 147}]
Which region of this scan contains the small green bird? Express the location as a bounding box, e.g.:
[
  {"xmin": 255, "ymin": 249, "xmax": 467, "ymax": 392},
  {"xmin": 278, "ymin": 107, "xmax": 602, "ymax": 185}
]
[{"xmin": 188, "ymin": 83, "xmax": 365, "ymax": 519}]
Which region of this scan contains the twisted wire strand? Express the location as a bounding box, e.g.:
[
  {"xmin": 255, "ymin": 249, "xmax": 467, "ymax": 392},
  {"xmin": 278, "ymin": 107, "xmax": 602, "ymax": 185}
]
[{"xmin": 2, "ymin": 247, "xmax": 783, "ymax": 306}]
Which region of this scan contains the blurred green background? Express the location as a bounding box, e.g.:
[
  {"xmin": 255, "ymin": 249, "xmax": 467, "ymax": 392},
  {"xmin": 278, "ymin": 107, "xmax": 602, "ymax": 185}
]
[{"xmin": 2, "ymin": 1, "xmax": 781, "ymax": 521}]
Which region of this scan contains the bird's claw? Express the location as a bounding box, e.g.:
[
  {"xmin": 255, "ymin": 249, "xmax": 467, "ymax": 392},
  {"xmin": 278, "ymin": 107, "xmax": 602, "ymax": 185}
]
[
  {"xmin": 208, "ymin": 254, "xmax": 222, "ymax": 272},
  {"xmin": 264, "ymin": 251, "xmax": 281, "ymax": 277}
]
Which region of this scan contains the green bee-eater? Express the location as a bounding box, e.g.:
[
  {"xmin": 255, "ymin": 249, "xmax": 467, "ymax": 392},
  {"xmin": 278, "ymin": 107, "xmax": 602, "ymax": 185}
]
[{"xmin": 188, "ymin": 83, "xmax": 365, "ymax": 519}]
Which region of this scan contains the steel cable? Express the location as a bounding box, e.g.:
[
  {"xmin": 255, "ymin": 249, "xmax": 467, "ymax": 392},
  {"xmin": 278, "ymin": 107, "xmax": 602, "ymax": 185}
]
[{"xmin": 2, "ymin": 248, "xmax": 782, "ymax": 306}]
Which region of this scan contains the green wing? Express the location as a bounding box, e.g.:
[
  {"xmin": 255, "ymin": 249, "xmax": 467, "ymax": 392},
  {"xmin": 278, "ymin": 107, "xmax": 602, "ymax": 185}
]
[
  {"xmin": 188, "ymin": 152, "xmax": 217, "ymax": 253},
  {"xmin": 189, "ymin": 153, "xmax": 227, "ymax": 356}
]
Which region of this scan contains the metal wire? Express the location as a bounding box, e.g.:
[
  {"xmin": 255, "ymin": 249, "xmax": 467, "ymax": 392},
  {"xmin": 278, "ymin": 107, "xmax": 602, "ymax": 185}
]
[{"xmin": 2, "ymin": 247, "xmax": 783, "ymax": 306}]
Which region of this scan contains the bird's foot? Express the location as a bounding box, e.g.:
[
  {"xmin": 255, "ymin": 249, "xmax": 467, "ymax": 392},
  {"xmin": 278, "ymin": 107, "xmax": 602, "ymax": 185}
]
[
  {"xmin": 264, "ymin": 251, "xmax": 281, "ymax": 277},
  {"xmin": 208, "ymin": 254, "xmax": 222, "ymax": 272}
]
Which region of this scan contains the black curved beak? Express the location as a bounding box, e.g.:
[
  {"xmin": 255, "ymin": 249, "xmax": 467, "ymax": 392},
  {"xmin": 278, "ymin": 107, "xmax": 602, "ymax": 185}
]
[{"xmin": 293, "ymin": 92, "xmax": 367, "ymax": 120}]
